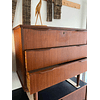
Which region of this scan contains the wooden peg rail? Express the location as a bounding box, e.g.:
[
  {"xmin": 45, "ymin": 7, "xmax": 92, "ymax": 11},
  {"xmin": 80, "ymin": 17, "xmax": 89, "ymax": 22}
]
[{"xmin": 44, "ymin": 0, "xmax": 80, "ymax": 9}]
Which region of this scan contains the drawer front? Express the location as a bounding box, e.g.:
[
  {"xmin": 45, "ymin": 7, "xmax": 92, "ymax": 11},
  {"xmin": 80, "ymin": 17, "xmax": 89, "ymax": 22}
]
[
  {"xmin": 25, "ymin": 45, "xmax": 87, "ymax": 71},
  {"xmin": 59, "ymin": 86, "xmax": 86, "ymax": 100},
  {"xmin": 22, "ymin": 29, "xmax": 87, "ymax": 50},
  {"xmin": 27, "ymin": 59, "xmax": 87, "ymax": 94}
]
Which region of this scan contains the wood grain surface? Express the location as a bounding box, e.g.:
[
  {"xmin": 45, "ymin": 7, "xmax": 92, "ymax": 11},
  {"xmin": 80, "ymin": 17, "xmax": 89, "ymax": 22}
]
[
  {"xmin": 13, "ymin": 25, "xmax": 87, "ymax": 94},
  {"xmin": 22, "ymin": 28, "xmax": 87, "ymax": 50},
  {"xmin": 25, "ymin": 45, "xmax": 87, "ymax": 71},
  {"xmin": 14, "ymin": 28, "xmax": 28, "ymax": 91},
  {"xmin": 59, "ymin": 86, "xmax": 86, "ymax": 100},
  {"xmin": 27, "ymin": 59, "xmax": 87, "ymax": 94}
]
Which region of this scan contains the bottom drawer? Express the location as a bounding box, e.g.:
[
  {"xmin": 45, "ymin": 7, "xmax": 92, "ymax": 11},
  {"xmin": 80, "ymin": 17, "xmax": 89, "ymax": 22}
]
[
  {"xmin": 59, "ymin": 86, "xmax": 86, "ymax": 100},
  {"xmin": 27, "ymin": 58, "xmax": 87, "ymax": 94}
]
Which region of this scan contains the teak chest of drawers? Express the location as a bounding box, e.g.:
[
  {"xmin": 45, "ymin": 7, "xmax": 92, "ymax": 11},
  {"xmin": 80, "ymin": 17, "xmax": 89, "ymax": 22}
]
[{"xmin": 13, "ymin": 25, "xmax": 87, "ymax": 100}]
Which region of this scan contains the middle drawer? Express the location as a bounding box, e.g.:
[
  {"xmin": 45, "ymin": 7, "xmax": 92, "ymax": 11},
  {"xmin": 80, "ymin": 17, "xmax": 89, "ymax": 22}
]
[{"xmin": 25, "ymin": 45, "xmax": 87, "ymax": 71}]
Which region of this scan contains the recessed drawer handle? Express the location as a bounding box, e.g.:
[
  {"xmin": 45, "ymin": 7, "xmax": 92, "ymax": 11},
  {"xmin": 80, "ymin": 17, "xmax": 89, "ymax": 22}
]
[
  {"xmin": 36, "ymin": 48, "xmax": 52, "ymax": 51},
  {"xmin": 76, "ymin": 45, "xmax": 82, "ymax": 47},
  {"xmin": 76, "ymin": 45, "xmax": 86, "ymax": 47},
  {"xmin": 38, "ymin": 68, "xmax": 55, "ymax": 74},
  {"xmin": 79, "ymin": 59, "xmax": 87, "ymax": 62}
]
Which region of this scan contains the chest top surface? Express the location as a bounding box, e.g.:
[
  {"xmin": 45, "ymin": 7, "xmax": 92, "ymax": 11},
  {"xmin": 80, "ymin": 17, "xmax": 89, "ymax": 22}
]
[{"xmin": 13, "ymin": 25, "xmax": 87, "ymax": 31}]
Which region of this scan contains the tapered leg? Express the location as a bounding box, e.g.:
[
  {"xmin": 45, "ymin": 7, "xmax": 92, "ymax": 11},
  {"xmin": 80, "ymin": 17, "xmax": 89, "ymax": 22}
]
[
  {"xmin": 34, "ymin": 92, "xmax": 38, "ymax": 100},
  {"xmin": 85, "ymin": 86, "xmax": 87, "ymax": 100},
  {"xmin": 77, "ymin": 74, "xmax": 80, "ymax": 86},
  {"xmin": 35, "ymin": 14, "xmax": 38, "ymax": 25}
]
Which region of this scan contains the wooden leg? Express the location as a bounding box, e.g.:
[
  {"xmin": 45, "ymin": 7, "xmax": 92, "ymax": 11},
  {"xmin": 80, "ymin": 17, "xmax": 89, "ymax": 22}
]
[
  {"xmin": 77, "ymin": 74, "xmax": 80, "ymax": 86},
  {"xmin": 34, "ymin": 92, "xmax": 38, "ymax": 100},
  {"xmin": 85, "ymin": 86, "xmax": 87, "ymax": 100}
]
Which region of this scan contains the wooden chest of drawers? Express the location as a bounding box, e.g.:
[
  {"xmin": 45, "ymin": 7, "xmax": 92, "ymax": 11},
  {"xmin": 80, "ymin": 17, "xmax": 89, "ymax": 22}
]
[{"xmin": 13, "ymin": 25, "xmax": 87, "ymax": 97}]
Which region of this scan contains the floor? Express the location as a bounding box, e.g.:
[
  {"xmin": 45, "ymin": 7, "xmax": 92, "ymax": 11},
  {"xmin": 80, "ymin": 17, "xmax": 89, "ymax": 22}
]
[
  {"xmin": 12, "ymin": 88, "xmax": 29, "ymax": 100},
  {"xmin": 12, "ymin": 77, "xmax": 87, "ymax": 100}
]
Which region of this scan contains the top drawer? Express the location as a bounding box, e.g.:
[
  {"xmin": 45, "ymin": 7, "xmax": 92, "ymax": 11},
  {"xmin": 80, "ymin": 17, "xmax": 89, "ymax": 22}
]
[{"xmin": 22, "ymin": 28, "xmax": 87, "ymax": 50}]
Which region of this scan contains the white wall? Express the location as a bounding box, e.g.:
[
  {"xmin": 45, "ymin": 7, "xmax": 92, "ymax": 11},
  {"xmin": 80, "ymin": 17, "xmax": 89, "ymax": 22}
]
[
  {"xmin": 31, "ymin": 0, "xmax": 87, "ymax": 29},
  {"xmin": 12, "ymin": 0, "xmax": 87, "ymax": 90},
  {"xmin": 12, "ymin": 0, "xmax": 22, "ymax": 90}
]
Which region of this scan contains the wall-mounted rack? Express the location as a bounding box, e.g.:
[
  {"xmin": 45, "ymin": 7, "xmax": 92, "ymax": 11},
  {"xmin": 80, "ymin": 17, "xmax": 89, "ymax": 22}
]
[{"xmin": 44, "ymin": 0, "xmax": 80, "ymax": 9}]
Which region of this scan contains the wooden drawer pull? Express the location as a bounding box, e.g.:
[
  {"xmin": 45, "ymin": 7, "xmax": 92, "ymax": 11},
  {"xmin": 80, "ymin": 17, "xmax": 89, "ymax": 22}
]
[
  {"xmin": 36, "ymin": 48, "xmax": 52, "ymax": 51},
  {"xmin": 76, "ymin": 45, "xmax": 86, "ymax": 47},
  {"xmin": 79, "ymin": 59, "xmax": 87, "ymax": 62},
  {"xmin": 38, "ymin": 68, "xmax": 55, "ymax": 74}
]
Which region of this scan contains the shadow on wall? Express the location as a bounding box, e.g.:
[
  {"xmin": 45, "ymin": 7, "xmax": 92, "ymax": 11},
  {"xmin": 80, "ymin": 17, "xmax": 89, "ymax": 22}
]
[
  {"xmin": 81, "ymin": 0, "xmax": 87, "ymax": 29},
  {"xmin": 12, "ymin": 30, "xmax": 16, "ymax": 72},
  {"xmin": 12, "ymin": 52, "xmax": 16, "ymax": 72}
]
